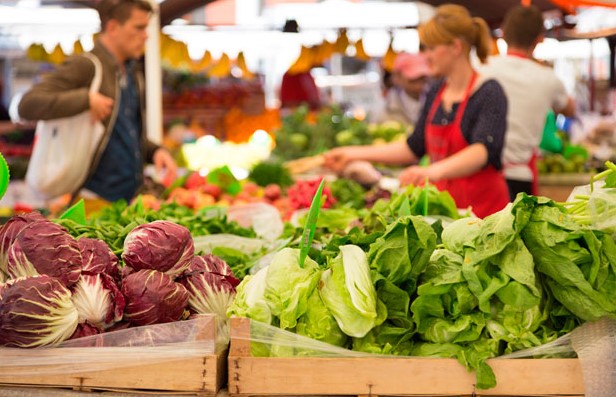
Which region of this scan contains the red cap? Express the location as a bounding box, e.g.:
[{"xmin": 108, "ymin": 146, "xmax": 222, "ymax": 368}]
[{"xmin": 393, "ymin": 52, "xmax": 431, "ymax": 80}]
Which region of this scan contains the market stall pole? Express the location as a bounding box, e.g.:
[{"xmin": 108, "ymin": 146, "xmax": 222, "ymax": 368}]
[
  {"xmin": 145, "ymin": 0, "xmax": 163, "ymax": 145},
  {"xmin": 228, "ymin": 317, "xmax": 585, "ymax": 397}
]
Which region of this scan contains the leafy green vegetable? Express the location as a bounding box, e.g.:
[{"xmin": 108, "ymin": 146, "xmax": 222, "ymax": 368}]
[
  {"xmin": 55, "ymin": 200, "xmax": 255, "ymax": 257},
  {"xmin": 319, "ymin": 245, "xmax": 384, "ymax": 338},
  {"xmin": 227, "ymin": 267, "xmax": 272, "ymax": 324},
  {"xmin": 264, "ymin": 248, "xmax": 321, "ymax": 329},
  {"xmin": 296, "ymin": 290, "xmax": 348, "ymax": 348},
  {"xmin": 330, "ymin": 179, "xmax": 366, "ymax": 209},
  {"xmin": 248, "ymin": 160, "xmax": 293, "ymax": 188},
  {"xmin": 211, "ymin": 246, "xmax": 253, "ymax": 280},
  {"xmin": 522, "ymin": 204, "xmax": 616, "ymax": 321},
  {"xmin": 368, "ymin": 215, "xmax": 436, "ymax": 289}
]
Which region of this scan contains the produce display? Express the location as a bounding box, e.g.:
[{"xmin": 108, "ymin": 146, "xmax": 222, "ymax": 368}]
[
  {"xmin": 1, "ymin": 157, "xmax": 615, "ymax": 393},
  {"xmin": 228, "ymin": 189, "xmax": 616, "ymax": 389},
  {"xmin": 0, "ymin": 211, "xmax": 242, "ymax": 347},
  {"xmin": 272, "ymin": 105, "xmax": 407, "ymax": 161}
]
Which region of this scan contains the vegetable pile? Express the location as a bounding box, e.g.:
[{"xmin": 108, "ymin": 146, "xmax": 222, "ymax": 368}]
[
  {"xmin": 0, "ymin": 215, "xmax": 240, "ymax": 347},
  {"xmin": 227, "ymin": 191, "xmax": 616, "ymax": 389}
]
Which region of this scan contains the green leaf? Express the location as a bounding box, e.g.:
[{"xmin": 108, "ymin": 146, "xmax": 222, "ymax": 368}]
[
  {"xmin": 299, "ymin": 178, "xmax": 325, "ymax": 268},
  {"xmin": 207, "ymin": 165, "xmax": 242, "ymax": 195},
  {"xmin": 59, "ymin": 199, "xmax": 87, "ymax": 225}
]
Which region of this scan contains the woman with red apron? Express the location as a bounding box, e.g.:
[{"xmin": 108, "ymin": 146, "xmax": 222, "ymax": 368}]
[
  {"xmin": 323, "ymin": 4, "xmax": 510, "ymax": 217},
  {"xmin": 422, "ymin": 72, "xmax": 510, "ymax": 218}
]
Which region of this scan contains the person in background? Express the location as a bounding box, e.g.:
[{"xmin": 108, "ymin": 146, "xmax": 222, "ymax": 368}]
[
  {"xmin": 324, "ymin": 4, "xmax": 509, "ymax": 218},
  {"xmin": 480, "ymin": 4, "xmax": 575, "ymax": 200},
  {"xmin": 0, "ymin": 78, "xmax": 16, "ymax": 133},
  {"xmin": 18, "ymin": 0, "xmax": 177, "ymax": 204},
  {"xmin": 279, "ymin": 70, "xmax": 322, "ymax": 113},
  {"xmin": 375, "ymin": 52, "xmax": 432, "ymax": 127}
]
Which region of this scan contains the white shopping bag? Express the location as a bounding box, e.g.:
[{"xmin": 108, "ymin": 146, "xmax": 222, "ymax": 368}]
[{"xmin": 25, "ymin": 53, "xmax": 107, "ymax": 200}]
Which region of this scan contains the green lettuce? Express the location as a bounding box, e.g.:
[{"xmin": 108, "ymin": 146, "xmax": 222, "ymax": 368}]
[
  {"xmin": 368, "ymin": 215, "xmax": 436, "ymax": 289},
  {"xmin": 296, "ymin": 290, "xmax": 348, "ymax": 348},
  {"xmin": 226, "ymin": 267, "xmax": 272, "ymax": 324},
  {"xmin": 264, "ymin": 248, "xmax": 321, "ymax": 329},
  {"xmin": 319, "ymin": 245, "xmax": 384, "ymax": 337}
]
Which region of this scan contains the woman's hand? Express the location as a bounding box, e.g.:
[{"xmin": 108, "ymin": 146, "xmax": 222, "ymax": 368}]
[
  {"xmin": 323, "ymin": 146, "xmax": 359, "ymax": 173},
  {"xmin": 398, "ymin": 164, "xmax": 443, "ymax": 186}
]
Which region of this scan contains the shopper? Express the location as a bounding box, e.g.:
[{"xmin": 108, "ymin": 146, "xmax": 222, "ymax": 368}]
[
  {"xmin": 18, "ymin": 0, "xmax": 177, "ymax": 203},
  {"xmin": 481, "ymin": 4, "xmax": 575, "ymax": 200},
  {"xmin": 375, "ymin": 52, "xmax": 432, "ymax": 127},
  {"xmin": 324, "ymin": 4, "xmax": 509, "ymax": 218}
]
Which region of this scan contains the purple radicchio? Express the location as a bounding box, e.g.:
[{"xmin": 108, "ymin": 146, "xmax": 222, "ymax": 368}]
[
  {"xmin": 121, "ymin": 269, "xmax": 189, "ymax": 326},
  {"xmin": 77, "ymin": 237, "xmax": 120, "ymax": 281},
  {"xmin": 0, "ymin": 212, "xmax": 46, "ymax": 276},
  {"xmin": 6, "ymin": 220, "xmax": 82, "ymax": 287},
  {"xmin": 178, "ymin": 255, "xmax": 239, "ymax": 343},
  {"xmin": 71, "ymin": 273, "xmax": 125, "ymax": 329},
  {"xmin": 121, "ymin": 221, "xmax": 194, "ymax": 278},
  {"xmin": 0, "ymin": 275, "xmax": 79, "ymax": 348},
  {"xmin": 69, "ymin": 321, "xmax": 102, "ymax": 340}
]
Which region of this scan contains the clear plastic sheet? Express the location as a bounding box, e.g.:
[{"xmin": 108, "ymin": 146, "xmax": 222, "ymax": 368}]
[
  {"xmin": 236, "ymin": 318, "xmax": 577, "ymax": 359},
  {"xmin": 567, "ymin": 181, "xmax": 616, "ymax": 234},
  {"xmin": 571, "ymin": 317, "xmax": 616, "ymax": 397},
  {"xmin": 227, "ymin": 203, "xmax": 284, "ymax": 241},
  {"xmin": 0, "ymin": 315, "xmax": 218, "ymax": 377},
  {"xmin": 235, "ymin": 317, "xmax": 615, "ymax": 395},
  {"xmin": 193, "ymin": 234, "xmax": 268, "ymax": 255}
]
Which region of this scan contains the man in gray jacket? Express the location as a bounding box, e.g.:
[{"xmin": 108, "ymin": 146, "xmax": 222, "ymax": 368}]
[{"xmin": 19, "ymin": 0, "xmax": 177, "ymax": 203}]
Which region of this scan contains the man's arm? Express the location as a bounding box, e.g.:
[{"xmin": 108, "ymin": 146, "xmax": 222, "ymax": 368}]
[{"xmin": 18, "ymin": 56, "xmax": 94, "ymax": 121}]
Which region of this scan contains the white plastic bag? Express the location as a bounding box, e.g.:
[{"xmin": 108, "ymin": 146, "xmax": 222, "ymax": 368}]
[
  {"xmin": 227, "ymin": 203, "xmax": 284, "ymax": 241},
  {"xmin": 25, "ymin": 53, "xmax": 107, "ymax": 200}
]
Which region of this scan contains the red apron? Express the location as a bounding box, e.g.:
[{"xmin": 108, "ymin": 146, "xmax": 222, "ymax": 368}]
[{"xmin": 425, "ymin": 73, "xmax": 509, "ymax": 218}]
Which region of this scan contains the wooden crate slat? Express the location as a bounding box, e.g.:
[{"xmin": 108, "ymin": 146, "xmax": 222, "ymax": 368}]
[
  {"xmin": 228, "ymin": 318, "xmax": 585, "ymax": 397},
  {"xmin": 0, "ymin": 356, "xmax": 219, "ymax": 393},
  {"xmin": 0, "ymin": 316, "xmax": 226, "ymax": 394}
]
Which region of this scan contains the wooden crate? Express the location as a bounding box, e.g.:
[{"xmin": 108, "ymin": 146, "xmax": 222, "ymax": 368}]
[
  {"xmin": 228, "ymin": 317, "xmax": 585, "ymax": 397},
  {"xmin": 0, "ymin": 316, "xmax": 228, "ymax": 395}
]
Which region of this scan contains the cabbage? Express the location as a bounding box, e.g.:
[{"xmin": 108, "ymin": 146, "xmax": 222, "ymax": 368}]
[
  {"xmin": 0, "ymin": 212, "xmax": 46, "ymax": 276},
  {"xmin": 227, "ymin": 266, "xmax": 272, "ymax": 324},
  {"xmin": 179, "ymin": 255, "xmax": 239, "ymax": 343},
  {"xmin": 6, "ymin": 221, "xmax": 82, "ymax": 287},
  {"xmin": 78, "ymin": 237, "xmax": 120, "ymax": 280},
  {"xmin": 319, "ymin": 245, "xmax": 381, "ymax": 338},
  {"xmin": 0, "ymin": 275, "xmax": 79, "ymax": 347},
  {"xmin": 121, "ymin": 269, "xmax": 189, "ymax": 326},
  {"xmin": 264, "ymin": 248, "xmax": 321, "ymax": 330},
  {"xmin": 122, "ymin": 220, "xmax": 194, "ymax": 278},
  {"xmin": 71, "ymin": 273, "xmax": 125, "ymax": 329}
]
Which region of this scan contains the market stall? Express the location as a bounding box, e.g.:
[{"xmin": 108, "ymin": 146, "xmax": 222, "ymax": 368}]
[{"xmin": 1, "ymin": 0, "xmax": 616, "ymax": 396}]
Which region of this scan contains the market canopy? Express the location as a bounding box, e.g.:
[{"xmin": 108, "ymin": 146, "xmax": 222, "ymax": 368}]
[{"xmin": 18, "ymin": 0, "xmax": 616, "ymax": 27}]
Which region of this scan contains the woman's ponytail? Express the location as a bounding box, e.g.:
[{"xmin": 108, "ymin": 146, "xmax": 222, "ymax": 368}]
[{"xmin": 472, "ymin": 17, "xmax": 492, "ymax": 64}]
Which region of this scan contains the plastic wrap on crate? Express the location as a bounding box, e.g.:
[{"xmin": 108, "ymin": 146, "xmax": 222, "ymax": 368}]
[
  {"xmin": 235, "ymin": 316, "xmax": 615, "ymax": 393},
  {"xmin": 571, "ymin": 317, "xmax": 616, "ymax": 397},
  {"xmin": 0, "ymin": 315, "xmax": 217, "ymax": 377},
  {"xmin": 236, "ymin": 317, "xmax": 577, "ymax": 359}
]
